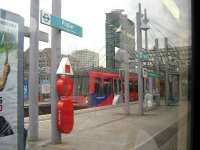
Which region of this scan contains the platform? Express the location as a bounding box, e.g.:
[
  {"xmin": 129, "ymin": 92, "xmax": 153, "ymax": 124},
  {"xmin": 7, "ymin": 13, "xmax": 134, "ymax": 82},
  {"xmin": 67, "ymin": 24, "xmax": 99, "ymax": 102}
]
[{"xmin": 24, "ymin": 100, "xmax": 188, "ymax": 150}]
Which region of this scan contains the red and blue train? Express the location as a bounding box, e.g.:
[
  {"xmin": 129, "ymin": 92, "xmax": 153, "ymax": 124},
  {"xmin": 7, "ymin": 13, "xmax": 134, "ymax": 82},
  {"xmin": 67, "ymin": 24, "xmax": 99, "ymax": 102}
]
[
  {"xmin": 72, "ymin": 71, "xmax": 138, "ymax": 108},
  {"xmin": 56, "ymin": 69, "xmax": 165, "ymax": 108}
]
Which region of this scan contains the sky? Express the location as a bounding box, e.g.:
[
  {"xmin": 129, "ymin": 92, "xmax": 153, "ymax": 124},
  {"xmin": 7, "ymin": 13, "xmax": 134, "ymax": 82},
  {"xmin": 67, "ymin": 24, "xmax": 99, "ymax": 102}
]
[{"xmin": 0, "ymin": 0, "xmax": 191, "ymax": 66}]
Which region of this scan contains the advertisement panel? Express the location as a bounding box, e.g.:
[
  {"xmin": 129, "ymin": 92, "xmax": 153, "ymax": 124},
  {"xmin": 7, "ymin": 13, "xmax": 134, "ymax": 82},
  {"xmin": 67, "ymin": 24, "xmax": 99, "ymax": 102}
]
[
  {"xmin": 41, "ymin": 80, "xmax": 50, "ymax": 94},
  {"xmin": 0, "ymin": 9, "xmax": 24, "ymax": 150}
]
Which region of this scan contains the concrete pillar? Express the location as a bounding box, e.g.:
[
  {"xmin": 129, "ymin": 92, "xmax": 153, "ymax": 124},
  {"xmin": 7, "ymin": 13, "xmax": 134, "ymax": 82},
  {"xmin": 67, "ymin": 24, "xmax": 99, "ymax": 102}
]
[
  {"xmin": 51, "ymin": 0, "xmax": 62, "ymax": 144},
  {"xmin": 29, "ymin": 0, "xmax": 39, "ymax": 141},
  {"xmin": 136, "ymin": 3, "xmax": 144, "ymax": 115},
  {"xmin": 155, "ymin": 38, "xmax": 160, "ymax": 106},
  {"xmin": 164, "ymin": 37, "xmax": 169, "ymax": 105},
  {"xmin": 123, "ymin": 50, "xmax": 130, "ymax": 114}
]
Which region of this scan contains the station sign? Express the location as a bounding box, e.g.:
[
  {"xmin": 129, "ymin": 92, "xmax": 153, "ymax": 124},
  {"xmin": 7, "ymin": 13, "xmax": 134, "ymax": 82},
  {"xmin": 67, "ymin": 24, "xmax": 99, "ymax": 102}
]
[
  {"xmin": 148, "ymin": 71, "xmax": 160, "ymax": 78},
  {"xmin": 0, "ymin": 9, "xmax": 24, "ymax": 150},
  {"xmin": 136, "ymin": 51, "xmax": 149, "ymax": 61},
  {"xmin": 40, "ymin": 10, "xmax": 83, "ymax": 37}
]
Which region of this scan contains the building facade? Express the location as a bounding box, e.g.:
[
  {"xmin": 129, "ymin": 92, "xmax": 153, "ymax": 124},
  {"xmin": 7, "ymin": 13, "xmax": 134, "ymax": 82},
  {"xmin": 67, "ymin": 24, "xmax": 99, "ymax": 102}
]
[
  {"xmin": 70, "ymin": 49, "xmax": 99, "ymax": 72},
  {"xmin": 24, "ymin": 48, "xmax": 51, "ymax": 81},
  {"xmin": 24, "ymin": 48, "xmax": 51, "ymax": 102},
  {"xmin": 106, "ymin": 9, "xmax": 135, "ymax": 69}
]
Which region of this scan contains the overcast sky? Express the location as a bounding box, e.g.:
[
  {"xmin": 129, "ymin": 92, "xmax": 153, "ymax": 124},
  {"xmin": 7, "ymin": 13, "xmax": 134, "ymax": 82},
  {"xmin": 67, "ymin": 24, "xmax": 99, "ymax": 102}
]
[{"xmin": 0, "ymin": 0, "xmax": 191, "ymax": 66}]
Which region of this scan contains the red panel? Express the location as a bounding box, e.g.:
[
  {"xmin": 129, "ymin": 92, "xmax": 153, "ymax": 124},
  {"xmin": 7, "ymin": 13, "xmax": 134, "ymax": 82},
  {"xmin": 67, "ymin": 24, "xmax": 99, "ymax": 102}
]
[
  {"xmin": 89, "ymin": 71, "xmax": 120, "ymax": 79},
  {"xmin": 56, "ymin": 76, "xmax": 74, "ymax": 97},
  {"xmin": 57, "ymin": 97, "xmax": 74, "ymax": 134},
  {"xmin": 129, "ymin": 91, "xmax": 138, "ymax": 101},
  {"xmin": 65, "ymin": 65, "xmax": 70, "ymax": 73}
]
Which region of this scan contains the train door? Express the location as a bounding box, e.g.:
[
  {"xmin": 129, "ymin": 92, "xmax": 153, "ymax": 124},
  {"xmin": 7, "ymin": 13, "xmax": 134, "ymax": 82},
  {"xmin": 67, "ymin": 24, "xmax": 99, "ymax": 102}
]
[
  {"xmin": 112, "ymin": 78, "xmax": 121, "ymax": 105},
  {"xmin": 73, "ymin": 74, "xmax": 90, "ymax": 107},
  {"xmin": 91, "ymin": 77, "xmax": 104, "ymax": 106},
  {"xmin": 132, "ymin": 80, "xmax": 138, "ymax": 101}
]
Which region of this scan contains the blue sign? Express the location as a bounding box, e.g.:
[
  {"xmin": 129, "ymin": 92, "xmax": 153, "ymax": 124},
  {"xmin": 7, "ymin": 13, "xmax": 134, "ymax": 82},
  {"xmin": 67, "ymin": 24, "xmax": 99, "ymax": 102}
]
[{"xmin": 40, "ymin": 10, "xmax": 83, "ymax": 37}]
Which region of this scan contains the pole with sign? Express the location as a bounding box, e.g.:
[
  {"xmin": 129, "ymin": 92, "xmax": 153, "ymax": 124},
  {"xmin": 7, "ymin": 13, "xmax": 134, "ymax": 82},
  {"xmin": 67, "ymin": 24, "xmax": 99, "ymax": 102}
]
[{"xmin": 40, "ymin": 6, "xmax": 83, "ymax": 143}]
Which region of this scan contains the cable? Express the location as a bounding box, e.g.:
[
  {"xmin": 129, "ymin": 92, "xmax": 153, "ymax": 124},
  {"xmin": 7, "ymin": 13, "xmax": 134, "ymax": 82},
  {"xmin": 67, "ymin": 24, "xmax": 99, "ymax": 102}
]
[{"xmin": 150, "ymin": 19, "xmax": 186, "ymax": 41}]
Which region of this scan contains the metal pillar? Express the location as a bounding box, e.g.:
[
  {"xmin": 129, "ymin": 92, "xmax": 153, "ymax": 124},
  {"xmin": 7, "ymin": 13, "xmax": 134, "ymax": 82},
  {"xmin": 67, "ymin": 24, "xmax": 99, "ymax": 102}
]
[
  {"xmin": 155, "ymin": 39, "xmax": 160, "ymax": 105},
  {"xmin": 144, "ymin": 9, "xmax": 148, "ymax": 51},
  {"xmin": 164, "ymin": 37, "xmax": 169, "ymax": 105},
  {"xmin": 123, "ymin": 50, "xmax": 130, "ymax": 114},
  {"xmin": 29, "ymin": 0, "xmax": 39, "ymax": 141},
  {"xmin": 144, "ymin": 8, "xmax": 149, "ymax": 93},
  {"xmin": 136, "ymin": 3, "xmax": 144, "ymax": 115},
  {"xmin": 51, "ymin": 0, "xmax": 62, "ymax": 144}
]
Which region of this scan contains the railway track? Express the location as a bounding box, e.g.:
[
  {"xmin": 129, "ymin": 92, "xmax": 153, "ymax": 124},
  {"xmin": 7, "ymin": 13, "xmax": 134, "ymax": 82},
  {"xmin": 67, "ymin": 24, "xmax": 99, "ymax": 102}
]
[{"xmin": 24, "ymin": 103, "xmax": 87, "ymax": 117}]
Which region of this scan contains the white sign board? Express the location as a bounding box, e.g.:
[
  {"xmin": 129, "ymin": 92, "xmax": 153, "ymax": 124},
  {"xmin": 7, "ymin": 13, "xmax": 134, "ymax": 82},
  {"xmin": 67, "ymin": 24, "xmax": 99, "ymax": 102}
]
[
  {"xmin": 56, "ymin": 57, "xmax": 73, "ymax": 75},
  {"xmin": 41, "ymin": 80, "xmax": 50, "ymax": 94}
]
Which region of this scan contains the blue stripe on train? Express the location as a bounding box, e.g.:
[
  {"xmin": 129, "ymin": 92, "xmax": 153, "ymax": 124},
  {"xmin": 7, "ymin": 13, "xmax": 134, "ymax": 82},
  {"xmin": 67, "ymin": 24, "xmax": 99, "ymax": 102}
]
[{"xmin": 90, "ymin": 94, "xmax": 108, "ymax": 106}]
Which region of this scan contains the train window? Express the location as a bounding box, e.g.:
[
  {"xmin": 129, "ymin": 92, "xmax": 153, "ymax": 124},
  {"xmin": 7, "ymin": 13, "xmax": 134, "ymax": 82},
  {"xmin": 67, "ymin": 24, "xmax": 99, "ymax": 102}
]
[
  {"xmin": 103, "ymin": 79, "xmax": 112, "ymax": 95},
  {"xmin": 81, "ymin": 77, "xmax": 89, "ymax": 96},
  {"xmin": 95, "ymin": 78, "xmax": 104, "ymax": 97},
  {"xmin": 73, "ymin": 76, "xmax": 80, "ymax": 96},
  {"xmin": 129, "ymin": 81, "xmax": 134, "ymax": 92},
  {"xmin": 113, "ymin": 79, "xmax": 118, "ymax": 94},
  {"xmin": 73, "ymin": 76, "xmax": 89, "ymax": 96},
  {"xmin": 133, "ymin": 80, "xmax": 138, "ymax": 92},
  {"xmin": 119, "ymin": 80, "xmax": 122, "ymax": 92}
]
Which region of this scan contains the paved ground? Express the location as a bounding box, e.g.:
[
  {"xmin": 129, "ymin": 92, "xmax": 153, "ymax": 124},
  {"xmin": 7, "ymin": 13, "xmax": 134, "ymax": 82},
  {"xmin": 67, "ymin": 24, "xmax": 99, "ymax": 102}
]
[{"xmin": 24, "ymin": 100, "xmax": 188, "ymax": 150}]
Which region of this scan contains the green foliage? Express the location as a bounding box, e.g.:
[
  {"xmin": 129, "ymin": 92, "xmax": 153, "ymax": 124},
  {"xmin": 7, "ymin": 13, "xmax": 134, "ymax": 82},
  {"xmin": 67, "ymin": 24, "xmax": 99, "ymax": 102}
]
[{"xmin": 0, "ymin": 32, "xmax": 17, "ymax": 53}]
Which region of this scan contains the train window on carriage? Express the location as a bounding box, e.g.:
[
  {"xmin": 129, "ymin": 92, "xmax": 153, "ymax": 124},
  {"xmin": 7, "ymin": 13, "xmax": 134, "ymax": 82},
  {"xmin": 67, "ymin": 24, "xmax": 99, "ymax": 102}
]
[
  {"xmin": 73, "ymin": 76, "xmax": 89, "ymax": 96},
  {"xmin": 113, "ymin": 79, "xmax": 118, "ymax": 94},
  {"xmin": 119, "ymin": 80, "xmax": 122, "ymax": 92},
  {"xmin": 95, "ymin": 78, "xmax": 104, "ymax": 97},
  {"xmin": 103, "ymin": 79, "xmax": 112, "ymax": 95},
  {"xmin": 129, "ymin": 81, "xmax": 134, "ymax": 92},
  {"xmin": 73, "ymin": 76, "xmax": 80, "ymax": 96},
  {"xmin": 133, "ymin": 80, "xmax": 138, "ymax": 92},
  {"xmin": 81, "ymin": 77, "xmax": 89, "ymax": 96}
]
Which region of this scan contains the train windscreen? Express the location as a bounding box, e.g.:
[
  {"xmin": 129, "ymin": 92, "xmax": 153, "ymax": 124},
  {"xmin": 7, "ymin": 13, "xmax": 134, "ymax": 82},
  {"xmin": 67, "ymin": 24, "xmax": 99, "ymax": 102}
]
[{"xmin": 73, "ymin": 75, "xmax": 89, "ymax": 96}]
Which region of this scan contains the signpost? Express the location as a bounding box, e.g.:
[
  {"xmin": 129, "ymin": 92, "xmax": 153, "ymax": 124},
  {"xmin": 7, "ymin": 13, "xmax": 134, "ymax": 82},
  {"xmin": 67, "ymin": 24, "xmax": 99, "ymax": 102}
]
[
  {"xmin": 40, "ymin": 10, "xmax": 83, "ymax": 37},
  {"xmin": 40, "ymin": 7, "xmax": 83, "ymax": 143}
]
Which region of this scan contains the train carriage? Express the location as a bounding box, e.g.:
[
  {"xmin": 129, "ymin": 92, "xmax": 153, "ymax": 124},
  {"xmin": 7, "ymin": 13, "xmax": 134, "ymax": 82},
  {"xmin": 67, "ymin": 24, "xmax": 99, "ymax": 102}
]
[{"xmin": 72, "ymin": 70, "xmax": 138, "ymax": 108}]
